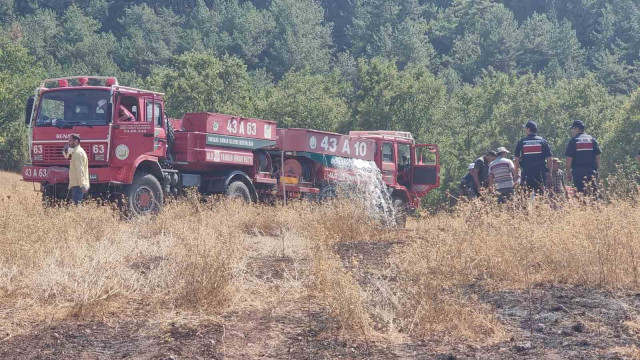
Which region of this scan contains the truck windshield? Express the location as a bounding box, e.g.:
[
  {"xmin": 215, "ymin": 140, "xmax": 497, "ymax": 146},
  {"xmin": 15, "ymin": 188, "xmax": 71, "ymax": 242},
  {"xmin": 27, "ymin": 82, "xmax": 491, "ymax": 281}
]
[{"xmin": 35, "ymin": 89, "xmax": 110, "ymax": 127}]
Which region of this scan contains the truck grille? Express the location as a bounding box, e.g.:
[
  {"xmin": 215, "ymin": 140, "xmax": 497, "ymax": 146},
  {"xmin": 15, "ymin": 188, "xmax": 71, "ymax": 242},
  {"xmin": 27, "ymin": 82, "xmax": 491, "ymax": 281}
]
[
  {"xmin": 39, "ymin": 143, "xmax": 106, "ymax": 163},
  {"xmin": 43, "ymin": 144, "xmax": 66, "ymax": 162}
]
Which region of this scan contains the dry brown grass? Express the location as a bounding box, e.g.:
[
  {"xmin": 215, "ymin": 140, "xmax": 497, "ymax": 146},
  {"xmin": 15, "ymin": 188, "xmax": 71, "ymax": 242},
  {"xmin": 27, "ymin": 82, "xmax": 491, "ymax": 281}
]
[
  {"xmin": 608, "ymin": 346, "xmax": 640, "ymax": 360},
  {"xmin": 403, "ymin": 197, "xmax": 640, "ymax": 290},
  {"xmin": 0, "ymin": 172, "xmax": 379, "ymax": 342},
  {"xmin": 397, "ymin": 194, "xmax": 640, "ymax": 341},
  {"xmin": 1, "ymin": 170, "xmax": 640, "ymax": 349},
  {"xmin": 309, "ymin": 241, "xmax": 373, "ymax": 338}
]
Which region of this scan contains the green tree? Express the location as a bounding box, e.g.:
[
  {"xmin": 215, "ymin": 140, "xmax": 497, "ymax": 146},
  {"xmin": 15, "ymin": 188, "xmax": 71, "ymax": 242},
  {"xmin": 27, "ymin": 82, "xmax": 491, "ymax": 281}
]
[
  {"xmin": 0, "ymin": 0, "xmax": 14, "ymax": 25},
  {"xmin": 518, "ymin": 14, "xmax": 584, "ymax": 79},
  {"xmin": 433, "ymin": 0, "xmax": 522, "ymax": 82},
  {"xmin": 266, "ymin": 0, "xmax": 333, "ymax": 77},
  {"xmin": 352, "ymin": 58, "xmax": 447, "ymax": 144},
  {"xmin": 16, "ymin": 8, "xmax": 60, "ymax": 63},
  {"xmin": 593, "ymin": 45, "xmax": 640, "ymax": 95},
  {"xmin": 55, "ymin": 5, "xmax": 123, "ymax": 78},
  {"xmin": 0, "ymin": 36, "xmax": 43, "ymax": 171},
  {"xmin": 191, "ymin": 0, "xmax": 276, "ymax": 68},
  {"xmin": 117, "ymin": 4, "xmax": 185, "ymax": 76},
  {"xmin": 348, "ymin": 0, "xmax": 436, "ymax": 68},
  {"xmin": 603, "ymin": 90, "xmax": 640, "ymax": 174},
  {"xmin": 256, "ymin": 70, "xmax": 350, "ymax": 131},
  {"xmin": 352, "ymin": 57, "xmax": 399, "ymax": 131},
  {"xmin": 146, "ymin": 52, "xmax": 254, "ymax": 118}
]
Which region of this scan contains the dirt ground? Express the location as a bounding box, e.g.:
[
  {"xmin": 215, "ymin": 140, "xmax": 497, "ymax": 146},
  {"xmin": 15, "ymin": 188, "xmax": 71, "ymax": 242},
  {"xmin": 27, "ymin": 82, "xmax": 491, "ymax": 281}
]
[{"xmin": 1, "ymin": 234, "xmax": 639, "ymax": 359}]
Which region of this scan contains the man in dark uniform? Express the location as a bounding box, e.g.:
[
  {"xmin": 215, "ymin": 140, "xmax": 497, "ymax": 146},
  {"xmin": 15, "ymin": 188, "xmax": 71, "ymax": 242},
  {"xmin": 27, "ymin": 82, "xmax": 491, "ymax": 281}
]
[
  {"xmin": 565, "ymin": 120, "xmax": 601, "ymax": 194},
  {"xmin": 471, "ymin": 151, "xmax": 497, "ymax": 195},
  {"xmin": 514, "ymin": 121, "xmax": 553, "ymax": 193}
]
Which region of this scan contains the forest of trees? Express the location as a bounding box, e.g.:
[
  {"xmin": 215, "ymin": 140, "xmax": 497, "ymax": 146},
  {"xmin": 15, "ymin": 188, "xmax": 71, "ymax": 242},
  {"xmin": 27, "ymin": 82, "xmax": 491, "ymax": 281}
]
[{"xmin": 1, "ymin": 0, "xmax": 640, "ymax": 202}]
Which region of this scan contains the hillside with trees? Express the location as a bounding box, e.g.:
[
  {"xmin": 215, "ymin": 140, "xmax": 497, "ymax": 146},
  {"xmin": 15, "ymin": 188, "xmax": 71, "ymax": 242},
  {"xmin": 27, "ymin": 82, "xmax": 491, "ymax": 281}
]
[{"xmin": 2, "ymin": 0, "xmax": 640, "ymax": 202}]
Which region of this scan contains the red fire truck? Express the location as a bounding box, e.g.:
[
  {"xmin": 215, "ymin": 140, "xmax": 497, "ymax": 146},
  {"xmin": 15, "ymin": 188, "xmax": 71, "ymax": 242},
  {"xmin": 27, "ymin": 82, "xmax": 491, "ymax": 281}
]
[{"xmin": 22, "ymin": 76, "xmax": 440, "ymax": 223}]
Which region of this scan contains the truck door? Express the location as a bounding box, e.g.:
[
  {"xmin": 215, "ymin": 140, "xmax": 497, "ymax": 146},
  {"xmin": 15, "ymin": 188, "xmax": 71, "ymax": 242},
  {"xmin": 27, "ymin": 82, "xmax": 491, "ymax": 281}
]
[
  {"xmin": 411, "ymin": 144, "xmax": 440, "ymax": 197},
  {"xmin": 381, "ymin": 141, "xmax": 396, "ymax": 186},
  {"xmin": 110, "ymin": 94, "xmax": 154, "ymax": 168},
  {"xmin": 397, "ymin": 142, "xmax": 412, "ymax": 188},
  {"xmin": 145, "ymin": 99, "xmax": 166, "ymax": 158}
]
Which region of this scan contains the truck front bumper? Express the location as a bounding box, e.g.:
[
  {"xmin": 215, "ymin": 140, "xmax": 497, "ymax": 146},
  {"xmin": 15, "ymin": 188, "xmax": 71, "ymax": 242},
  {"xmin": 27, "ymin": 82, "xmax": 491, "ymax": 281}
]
[{"xmin": 22, "ymin": 165, "xmax": 106, "ymax": 184}]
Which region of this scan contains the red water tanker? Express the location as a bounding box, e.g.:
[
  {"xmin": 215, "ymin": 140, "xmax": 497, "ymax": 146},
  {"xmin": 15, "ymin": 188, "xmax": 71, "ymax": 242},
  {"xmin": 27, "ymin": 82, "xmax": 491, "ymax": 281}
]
[{"xmin": 21, "ymin": 76, "xmax": 440, "ymax": 223}]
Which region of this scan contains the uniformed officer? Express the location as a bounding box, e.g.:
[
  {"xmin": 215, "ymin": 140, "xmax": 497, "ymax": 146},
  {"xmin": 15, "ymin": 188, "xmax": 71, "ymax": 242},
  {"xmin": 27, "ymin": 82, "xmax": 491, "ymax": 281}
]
[
  {"xmin": 514, "ymin": 121, "xmax": 553, "ymax": 193},
  {"xmin": 565, "ymin": 120, "xmax": 601, "ymax": 194}
]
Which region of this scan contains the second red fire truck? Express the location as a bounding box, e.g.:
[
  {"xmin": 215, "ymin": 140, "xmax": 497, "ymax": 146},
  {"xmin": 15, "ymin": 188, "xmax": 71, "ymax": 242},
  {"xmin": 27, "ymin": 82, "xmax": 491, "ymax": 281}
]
[{"xmin": 22, "ymin": 76, "xmax": 440, "ymax": 223}]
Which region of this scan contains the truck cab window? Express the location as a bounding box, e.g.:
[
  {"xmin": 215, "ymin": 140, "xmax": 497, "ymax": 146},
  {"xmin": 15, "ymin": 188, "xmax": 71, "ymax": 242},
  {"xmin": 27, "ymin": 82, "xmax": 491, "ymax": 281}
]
[
  {"xmin": 118, "ymin": 96, "xmax": 138, "ymax": 122},
  {"xmin": 382, "ymin": 142, "xmax": 394, "ymax": 163},
  {"xmin": 35, "ymin": 89, "xmax": 109, "ymax": 127},
  {"xmin": 397, "ymin": 143, "xmax": 411, "ymax": 170},
  {"xmin": 415, "ymin": 146, "xmax": 437, "ymax": 165},
  {"xmin": 146, "ymin": 101, "xmax": 162, "ymax": 127}
]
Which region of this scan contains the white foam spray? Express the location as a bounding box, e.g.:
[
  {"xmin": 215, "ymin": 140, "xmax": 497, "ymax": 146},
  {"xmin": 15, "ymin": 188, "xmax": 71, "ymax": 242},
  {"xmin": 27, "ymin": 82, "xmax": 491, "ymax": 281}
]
[{"xmin": 326, "ymin": 156, "xmax": 397, "ymax": 227}]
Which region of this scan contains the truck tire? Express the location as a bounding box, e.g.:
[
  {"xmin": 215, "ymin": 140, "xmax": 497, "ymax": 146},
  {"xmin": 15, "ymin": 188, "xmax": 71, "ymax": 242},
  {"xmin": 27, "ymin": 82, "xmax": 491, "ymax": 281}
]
[
  {"xmin": 167, "ymin": 118, "xmax": 176, "ymax": 156},
  {"xmin": 318, "ymin": 185, "xmax": 337, "ymax": 203},
  {"xmin": 125, "ymin": 172, "xmax": 163, "ymax": 216},
  {"xmin": 392, "ymin": 198, "xmax": 408, "ymax": 228},
  {"xmin": 226, "ymin": 181, "xmax": 251, "ymax": 203},
  {"xmin": 42, "ymin": 183, "xmax": 68, "ymax": 207}
]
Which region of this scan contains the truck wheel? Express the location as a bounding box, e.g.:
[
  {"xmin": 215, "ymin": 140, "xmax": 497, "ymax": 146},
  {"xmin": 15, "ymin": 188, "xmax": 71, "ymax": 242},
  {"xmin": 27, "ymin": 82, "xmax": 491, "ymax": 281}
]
[
  {"xmin": 392, "ymin": 198, "xmax": 408, "ymax": 228},
  {"xmin": 125, "ymin": 172, "xmax": 163, "ymax": 216},
  {"xmin": 167, "ymin": 118, "xmax": 176, "ymax": 156},
  {"xmin": 226, "ymin": 181, "xmax": 251, "ymax": 203},
  {"xmin": 42, "ymin": 183, "xmax": 68, "ymax": 207},
  {"xmin": 318, "ymin": 185, "xmax": 337, "ymax": 203}
]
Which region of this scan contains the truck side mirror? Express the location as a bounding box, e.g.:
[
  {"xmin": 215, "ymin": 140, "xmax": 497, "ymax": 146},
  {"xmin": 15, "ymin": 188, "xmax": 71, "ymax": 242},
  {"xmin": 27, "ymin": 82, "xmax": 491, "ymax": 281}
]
[{"xmin": 25, "ymin": 96, "xmax": 34, "ymax": 126}]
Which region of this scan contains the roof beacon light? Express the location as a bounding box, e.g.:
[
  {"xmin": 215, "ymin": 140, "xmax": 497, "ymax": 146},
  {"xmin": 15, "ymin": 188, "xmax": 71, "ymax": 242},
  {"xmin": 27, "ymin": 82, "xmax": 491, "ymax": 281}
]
[
  {"xmin": 57, "ymin": 79, "xmax": 69, "ymax": 87},
  {"xmin": 77, "ymin": 77, "xmax": 89, "ymax": 86},
  {"xmin": 105, "ymin": 77, "xmax": 117, "ymax": 86}
]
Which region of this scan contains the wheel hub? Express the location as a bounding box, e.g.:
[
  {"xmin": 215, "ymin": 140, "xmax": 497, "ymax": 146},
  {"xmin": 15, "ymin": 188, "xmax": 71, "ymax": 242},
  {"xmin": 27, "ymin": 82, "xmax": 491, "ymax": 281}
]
[{"xmin": 134, "ymin": 186, "xmax": 154, "ymax": 213}]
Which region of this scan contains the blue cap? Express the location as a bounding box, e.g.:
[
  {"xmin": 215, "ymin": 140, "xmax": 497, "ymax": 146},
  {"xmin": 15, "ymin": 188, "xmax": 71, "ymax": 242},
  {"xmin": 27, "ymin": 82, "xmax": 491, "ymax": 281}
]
[
  {"xmin": 570, "ymin": 120, "xmax": 585, "ymax": 130},
  {"xmin": 523, "ymin": 121, "xmax": 538, "ymax": 132}
]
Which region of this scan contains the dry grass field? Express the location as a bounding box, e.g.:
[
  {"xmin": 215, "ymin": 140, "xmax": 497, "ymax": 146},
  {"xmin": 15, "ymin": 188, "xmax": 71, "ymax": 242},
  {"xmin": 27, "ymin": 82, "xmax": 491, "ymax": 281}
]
[{"xmin": 1, "ymin": 170, "xmax": 640, "ymax": 359}]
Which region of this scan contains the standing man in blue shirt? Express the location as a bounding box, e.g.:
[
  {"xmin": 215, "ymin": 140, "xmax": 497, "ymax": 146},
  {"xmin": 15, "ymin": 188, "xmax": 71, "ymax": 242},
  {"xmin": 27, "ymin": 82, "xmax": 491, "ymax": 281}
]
[
  {"xmin": 514, "ymin": 121, "xmax": 553, "ymax": 194},
  {"xmin": 565, "ymin": 120, "xmax": 601, "ymax": 194}
]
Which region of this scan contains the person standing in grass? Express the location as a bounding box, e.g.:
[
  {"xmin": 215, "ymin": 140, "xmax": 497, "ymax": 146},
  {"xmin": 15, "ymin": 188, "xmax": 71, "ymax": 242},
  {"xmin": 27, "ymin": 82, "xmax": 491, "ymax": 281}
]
[
  {"xmin": 472, "ymin": 151, "xmax": 497, "ymax": 195},
  {"xmin": 565, "ymin": 120, "xmax": 601, "ymax": 195},
  {"xmin": 514, "ymin": 121, "xmax": 553, "ymax": 194},
  {"xmin": 62, "ymin": 134, "xmax": 90, "ymax": 205},
  {"xmin": 489, "ymin": 147, "xmax": 517, "ymax": 204},
  {"xmin": 459, "ymin": 162, "xmax": 479, "ymax": 199},
  {"xmin": 549, "ymin": 158, "xmax": 568, "ymax": 207}
]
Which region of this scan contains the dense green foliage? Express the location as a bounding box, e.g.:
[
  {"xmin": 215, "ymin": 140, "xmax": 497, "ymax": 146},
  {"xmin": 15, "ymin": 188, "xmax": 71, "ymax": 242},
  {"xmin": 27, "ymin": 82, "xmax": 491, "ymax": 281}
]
[{"xmin": 1, "ymin": 0, "xmax": 640, "ymax": 203}]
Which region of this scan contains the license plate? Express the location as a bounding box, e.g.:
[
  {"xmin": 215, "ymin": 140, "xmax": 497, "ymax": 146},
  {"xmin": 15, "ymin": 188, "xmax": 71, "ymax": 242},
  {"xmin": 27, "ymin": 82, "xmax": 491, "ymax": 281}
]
[{"xmin": 22, "ymin": 167, "xmax": 48, "ymax": 180}]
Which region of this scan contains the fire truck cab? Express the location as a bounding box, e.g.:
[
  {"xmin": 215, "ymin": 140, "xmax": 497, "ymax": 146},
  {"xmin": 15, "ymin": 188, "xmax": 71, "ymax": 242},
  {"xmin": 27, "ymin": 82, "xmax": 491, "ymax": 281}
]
[
  {"xmin": 23, "ymin": 76, "xmax": 173, "ymax": 213},
  {"xmin": 349, "ymin": 131, "xmax": 440, "ymax": 219}
]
